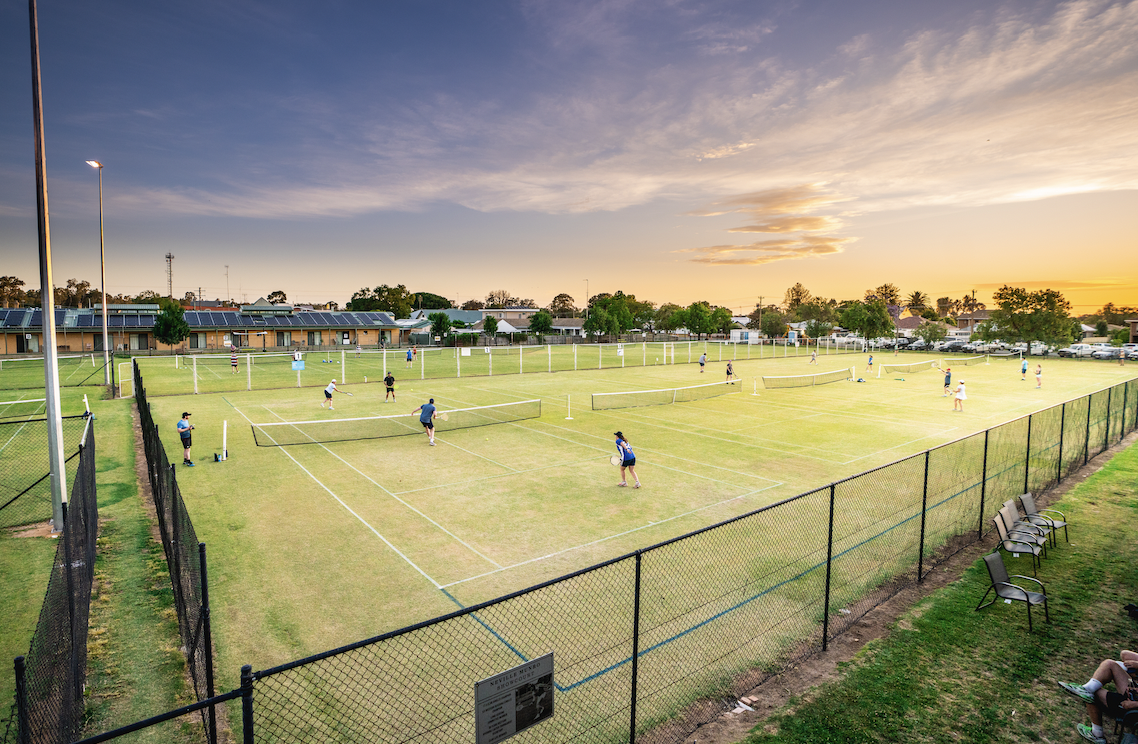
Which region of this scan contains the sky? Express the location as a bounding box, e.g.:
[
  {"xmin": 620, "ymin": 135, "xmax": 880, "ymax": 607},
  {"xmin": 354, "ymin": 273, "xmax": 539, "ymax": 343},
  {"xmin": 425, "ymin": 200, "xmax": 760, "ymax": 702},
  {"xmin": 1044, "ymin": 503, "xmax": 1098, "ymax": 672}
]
[{"xmin": 1, "ymin": 0, "xmax": 1136, "ymax": 314}]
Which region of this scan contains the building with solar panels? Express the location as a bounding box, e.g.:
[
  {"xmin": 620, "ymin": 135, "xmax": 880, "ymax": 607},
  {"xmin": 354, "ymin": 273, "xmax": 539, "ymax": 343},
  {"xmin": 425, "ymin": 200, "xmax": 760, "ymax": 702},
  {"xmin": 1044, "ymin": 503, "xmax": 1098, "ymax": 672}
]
[{"xmin": 0, "ymin": 299, "xmax": 426, "ymax": 355}]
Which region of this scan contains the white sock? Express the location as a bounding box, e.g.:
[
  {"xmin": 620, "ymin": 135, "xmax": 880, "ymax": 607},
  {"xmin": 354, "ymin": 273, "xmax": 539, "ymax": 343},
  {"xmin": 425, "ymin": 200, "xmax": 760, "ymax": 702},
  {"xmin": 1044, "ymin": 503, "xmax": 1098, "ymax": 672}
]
[
  {"xmin": 1093, "ymin": 724, "xmax": 1104, "ymax": 737},
  {"xmin": 1085, "ymin": 679, "xmax": 1103, "ymax": 694}
]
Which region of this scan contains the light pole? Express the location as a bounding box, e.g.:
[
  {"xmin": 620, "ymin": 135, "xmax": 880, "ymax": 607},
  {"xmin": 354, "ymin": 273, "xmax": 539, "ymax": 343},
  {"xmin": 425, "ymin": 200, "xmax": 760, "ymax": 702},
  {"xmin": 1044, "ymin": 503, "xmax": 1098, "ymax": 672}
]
[
  {"xmin": 584, "ymin": 279, "xmax": 589, "ymax": 319},
  {"xmin": 86, "ymin": 160, "xmax": 110, "ymax": 384}
]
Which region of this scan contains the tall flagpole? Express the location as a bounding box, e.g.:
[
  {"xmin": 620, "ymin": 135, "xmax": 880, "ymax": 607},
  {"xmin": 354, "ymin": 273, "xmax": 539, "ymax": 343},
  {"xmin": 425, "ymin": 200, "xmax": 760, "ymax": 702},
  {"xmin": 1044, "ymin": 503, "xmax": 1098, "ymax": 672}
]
[{"xmin": 29, "ymin": 0, "xmax": 68, "ymax": 530}]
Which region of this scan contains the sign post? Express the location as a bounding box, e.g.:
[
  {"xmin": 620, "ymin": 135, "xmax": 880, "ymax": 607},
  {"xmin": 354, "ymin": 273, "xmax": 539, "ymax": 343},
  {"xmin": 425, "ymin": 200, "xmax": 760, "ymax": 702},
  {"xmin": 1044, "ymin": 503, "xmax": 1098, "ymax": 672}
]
[{"xmin": 475, "ymin": 653, "xmax": 554, "ymax": 744}]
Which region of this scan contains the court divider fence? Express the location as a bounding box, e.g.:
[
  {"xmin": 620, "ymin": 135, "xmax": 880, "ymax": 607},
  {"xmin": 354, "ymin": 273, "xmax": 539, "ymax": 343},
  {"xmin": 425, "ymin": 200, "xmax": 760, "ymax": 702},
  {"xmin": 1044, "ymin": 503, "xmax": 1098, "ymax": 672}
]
[
  {"xmin": 68, "ymin": 370, "xmax": 1138, "ymax": 744},
  {"xmin": 132, "ymin": 361, "xmax": 218, "ymax": 743},
  {"xmin": 132, "ymin": 340, "xmax": 861, "ymax": 397},
  {"xmin": 0, "ymin": 416, "xmax": 91, "ymax": 530},
  {"xmin": 0, "ymin": 354, "xmax": 115, "ymax": 394},
  {"xmin": 3, "ymin": 416, "xmax": 97, "ymax": 744}
]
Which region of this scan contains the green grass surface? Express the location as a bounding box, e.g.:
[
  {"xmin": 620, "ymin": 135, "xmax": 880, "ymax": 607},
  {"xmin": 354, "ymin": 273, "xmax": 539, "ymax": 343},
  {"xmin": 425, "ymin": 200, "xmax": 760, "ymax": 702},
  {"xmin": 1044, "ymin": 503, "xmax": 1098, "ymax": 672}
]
[
  {"xmin": 0, "ymin": 354, "xmax": 111, "ymax": 393},
  {"xmin": 743, "ymin": 432, "xmax": 1138, "ymax": 744},
  {"xmin": 135, "ymin": 351, "xmax": 1136, "ymax": 693}
]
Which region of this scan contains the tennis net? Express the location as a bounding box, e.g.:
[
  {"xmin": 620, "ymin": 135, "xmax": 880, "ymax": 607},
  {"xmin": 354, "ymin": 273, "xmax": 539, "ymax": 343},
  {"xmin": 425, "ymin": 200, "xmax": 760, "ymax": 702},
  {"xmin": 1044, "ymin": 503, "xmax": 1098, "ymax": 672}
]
[
  {"xmin": 252, "ymin": 399, "xmax": 542, "ymax": 446},
  {"xmin": 0, "ymin": 398, "xmax": 47, "ymax": 420},
  {"xmin": 762, "ymin": 367, "xmax": 854, "ymax": 389},
  {"xmin": 949, "ymin": 354, "xmax": 987, "ymax": 366},
  {"xmin": 591, "ymin": 381, "xmax": 740, "ymax": 410},
  {"xmin": 878, "ymin": 359, "xmax": 941, "ymax": 377}
]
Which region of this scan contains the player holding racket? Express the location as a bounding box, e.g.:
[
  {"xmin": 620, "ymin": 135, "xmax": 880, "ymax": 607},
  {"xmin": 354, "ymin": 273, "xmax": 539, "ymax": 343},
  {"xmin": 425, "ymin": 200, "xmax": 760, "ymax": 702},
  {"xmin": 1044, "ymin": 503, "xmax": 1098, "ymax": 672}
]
[
  {"xmin": 614, "ymin": 431, "xmax": 641, "ymax": 488},
  {"xmin": 321, "ymin": 379, "xmax": 350, "ymax": 409},
  {"xmin": 413, "ymin": 398, "xmax": 437, "ymax": 446},
  {"xmin": 384, "ymin": 372, "xmax": 396, "ymax": 402}
]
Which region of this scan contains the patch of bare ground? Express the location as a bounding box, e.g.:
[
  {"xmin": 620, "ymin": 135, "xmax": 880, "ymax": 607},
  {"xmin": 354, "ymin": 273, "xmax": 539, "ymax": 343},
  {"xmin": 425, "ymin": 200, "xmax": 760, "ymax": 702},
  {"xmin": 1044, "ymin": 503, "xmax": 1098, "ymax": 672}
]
[{"xmin": 644, "ymin": 431, "xmax": 1137, "ymax": 744}]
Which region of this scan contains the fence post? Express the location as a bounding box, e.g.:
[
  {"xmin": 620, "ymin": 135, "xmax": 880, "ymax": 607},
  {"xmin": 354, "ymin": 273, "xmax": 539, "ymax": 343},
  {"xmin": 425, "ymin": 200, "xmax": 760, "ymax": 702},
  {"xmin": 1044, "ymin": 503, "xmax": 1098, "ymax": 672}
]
[
  {"xmin": 199, "ymin": 543, "xmax": 217, "ymax": 744},
  {"xmin": 1084, "ymin": 395, "xmax": 1092, "ymax": 466},
  {"xmin": 822, "ymin": 484, "xmax": 836, "ymax": 652},
  {"xmin": 918, "ymin": 451, "xmax": 929, "ymax": 581},
  {"xmin": 14, "ymin": 656, "xmax": 29, "ymax": 744},
  {"xmin": 1123, "ymin": 382, "xmax": 1129, "ymax": 438},
  {"xmin": 1105, "ymin": 387, "xmax": 1112, "ymax": 452},
  {"xmin": 241, "ymin": 664, "xmax": 254, "ymax": 743},
  {"xmin": 1023, "ymin": 414, "xmax": 1032, "ymax": 495},
  {"xmin": 628, "ymin": 552, "xmax": 642, "ymax": 744},
  {"xmin": 1058, "ymin": 403, "xmax": 1066, "ymax": 484},
  {"xmin": 978, "ymin": 430, "xmax": 989, "ymax": 540}
]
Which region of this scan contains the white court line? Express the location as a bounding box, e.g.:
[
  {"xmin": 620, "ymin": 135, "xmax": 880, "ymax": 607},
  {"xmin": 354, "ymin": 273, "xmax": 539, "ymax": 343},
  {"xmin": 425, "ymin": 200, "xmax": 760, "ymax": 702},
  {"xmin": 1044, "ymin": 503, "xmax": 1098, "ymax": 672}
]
[
  {"xmin": 441, "ymin": 485, "xmax": 780, "ymax": 589},
  {"xmin": 516, "ymin": 419, "xmax": 780, "ymax": 489},
  {"xmin": 261, "ymin": 407, "xmax": 503, "ymax": 569},
  {"xmin": 227, "ymin": 402, "xmax": 444, "ymax": 588},
  {"xmin": 391, "ymin": 455, "xmax": 612, "ymax": 495},
  {"xmin": 436, "ymin": 391, "xmax": 780, "ymax": 488}
]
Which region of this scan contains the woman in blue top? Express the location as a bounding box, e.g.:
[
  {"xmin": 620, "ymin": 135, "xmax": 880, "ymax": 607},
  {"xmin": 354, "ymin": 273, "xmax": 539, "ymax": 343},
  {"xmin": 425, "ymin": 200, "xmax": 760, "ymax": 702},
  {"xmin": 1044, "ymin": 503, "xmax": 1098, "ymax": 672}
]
[{"xmin": 614, "ymin": 431, "xmax": 641, "ymax": 489}]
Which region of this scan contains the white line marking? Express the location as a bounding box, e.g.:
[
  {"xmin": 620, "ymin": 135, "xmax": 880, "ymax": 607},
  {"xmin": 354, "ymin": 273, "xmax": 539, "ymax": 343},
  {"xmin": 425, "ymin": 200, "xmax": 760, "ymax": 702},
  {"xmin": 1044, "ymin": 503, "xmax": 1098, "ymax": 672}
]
[
  {"xmin": 228, "ymin": 402, "xmax": 444, "ymax": 587},
  {"xmin": 442, "ymin": 484, "xmax": 781, "ymax": 588},
  {"xmin": 261, "ymin": 407, "xmax": 503, "ymax": 569}
]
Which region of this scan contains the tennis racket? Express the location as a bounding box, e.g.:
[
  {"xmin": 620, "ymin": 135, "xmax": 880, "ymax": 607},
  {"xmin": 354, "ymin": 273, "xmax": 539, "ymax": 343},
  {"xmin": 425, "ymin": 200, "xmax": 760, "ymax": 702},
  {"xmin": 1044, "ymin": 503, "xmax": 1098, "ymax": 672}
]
[
  {"xmin": 343, "ymin": 392, "xmax": 354, "ymax": 396},
  {"xmin": 609, "ymin": 454, "xmax": 621, "ymax": 466},
  {"xmin": 437, "ymin": 411, "xmax": 449, "ymax": 422}
]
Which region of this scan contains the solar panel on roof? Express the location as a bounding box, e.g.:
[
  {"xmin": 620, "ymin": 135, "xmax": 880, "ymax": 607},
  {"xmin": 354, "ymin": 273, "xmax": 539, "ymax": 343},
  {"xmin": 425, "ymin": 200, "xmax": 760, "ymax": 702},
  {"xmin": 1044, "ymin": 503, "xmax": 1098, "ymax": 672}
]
[
  {"xmin": 140, "ymin": 316, "xmax": 155, "ymax": 327},
  {"xmin": 109, "ymin": 316, "xmax": 125, "ymax": 327},
  {"xmin": 77, "ymin": 315, "xmax": 94, "ymax": 327},
  {"xmin": 125, "ymin": 315, "xmax": 139, "ymax": 327}
]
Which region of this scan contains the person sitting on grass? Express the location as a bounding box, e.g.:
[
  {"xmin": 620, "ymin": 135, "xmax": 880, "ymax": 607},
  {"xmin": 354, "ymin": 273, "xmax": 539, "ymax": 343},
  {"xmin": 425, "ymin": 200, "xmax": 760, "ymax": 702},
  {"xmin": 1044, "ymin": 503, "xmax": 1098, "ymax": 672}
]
[{"xmin": 1059, "ymin": 650, "xmax": 1138, "ymax": 744}]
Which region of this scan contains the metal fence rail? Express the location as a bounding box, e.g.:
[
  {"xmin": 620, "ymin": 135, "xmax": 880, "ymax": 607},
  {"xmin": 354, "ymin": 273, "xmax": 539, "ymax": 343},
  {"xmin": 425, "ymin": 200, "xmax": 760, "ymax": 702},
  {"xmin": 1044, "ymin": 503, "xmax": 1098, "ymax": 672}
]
[
  {"xmin": 4, "ymin": 416, "xmax": 97, "ymax": 744},
  {"xmin": 71, "ymin": 374, "xmax": 1138, "ymax": 744}
]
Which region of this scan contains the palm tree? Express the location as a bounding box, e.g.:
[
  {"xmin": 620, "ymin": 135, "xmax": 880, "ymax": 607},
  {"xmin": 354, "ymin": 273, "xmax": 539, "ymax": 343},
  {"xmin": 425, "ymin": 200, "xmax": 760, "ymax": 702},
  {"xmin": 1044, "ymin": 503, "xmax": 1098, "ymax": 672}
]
[{"xmin": 905, "ymin": 291, "xmax": 929, "ymax": 312}]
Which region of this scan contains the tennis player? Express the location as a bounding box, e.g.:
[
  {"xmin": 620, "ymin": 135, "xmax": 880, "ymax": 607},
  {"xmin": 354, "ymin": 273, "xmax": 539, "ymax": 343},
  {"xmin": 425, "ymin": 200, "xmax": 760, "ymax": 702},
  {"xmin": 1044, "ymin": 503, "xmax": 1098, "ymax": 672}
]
[
  {"xmin": 866, "ymin": 354, "xmax": 874, "ymax": 372},
  {"xmin": 699, "ymin": 352, "xmax": 707, "ymax": 372},
  {"xmin": 177, "ymin": 412, "xmax": 194, "ymax": 466},
  {"xmin": 322, "ymin": 379, "xmax": 341, "ymax": 410},
  {"xmin": 942, "ymin": 367, "xmax": 952, "ymax": 397},
  {"xmin": 355, "ymin": 343, "xmax": 362, "ymax": 358},
  {"xmin": 1021, "ymin": 357, "xmax": 1029, "ymax": 380},
  {"xmin": 810, "ymin": 350, "xmax": 817, "ymax": 365},
  {"xmin": 725, "ymin": 361, "xmax": 735, "ymax": 384},
  {"xmin": 1035, "ymin": 364, "xmax": 1043, "ymax": 389},
  {"xmin": 614, "ymin": 431, "xmax": 640, "ymax": 488},
  {"xmin": 405, "ymin": 347, "xmax": 414, "ymax": 368},
  {"xmin": 230, "ymin": 346, "xmax": 239, "ymax": 374},
  {"xmin": 953, "ymin": 380, "xmax": 967, "ymax": 412},
  {"xmin": 384, "ymin": 372, "xmax": 396, "ymax": 402},
  {"xmin": 413, "ymin": 398, "xmax": 437, "ymax": 446}
]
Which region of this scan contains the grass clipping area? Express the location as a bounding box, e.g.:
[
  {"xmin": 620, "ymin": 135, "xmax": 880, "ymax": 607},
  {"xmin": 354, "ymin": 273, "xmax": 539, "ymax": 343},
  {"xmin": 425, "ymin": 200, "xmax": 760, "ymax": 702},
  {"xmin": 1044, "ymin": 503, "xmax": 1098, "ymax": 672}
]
[{"xmin": 744, "ymin": 437, "xmax": 1138, "ymax": 744}]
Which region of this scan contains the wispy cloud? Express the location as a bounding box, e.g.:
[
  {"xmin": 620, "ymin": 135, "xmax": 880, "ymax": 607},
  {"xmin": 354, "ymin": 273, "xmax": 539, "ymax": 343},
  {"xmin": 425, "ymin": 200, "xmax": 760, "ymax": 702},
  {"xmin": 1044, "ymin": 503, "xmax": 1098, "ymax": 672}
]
[
  {"xmin": 680, "ymin": 235, "xmax": 854, "ymax": 265},
  {"xmin": 38, "ymin": 0, "xmax": 1138, "ymax": 224}
]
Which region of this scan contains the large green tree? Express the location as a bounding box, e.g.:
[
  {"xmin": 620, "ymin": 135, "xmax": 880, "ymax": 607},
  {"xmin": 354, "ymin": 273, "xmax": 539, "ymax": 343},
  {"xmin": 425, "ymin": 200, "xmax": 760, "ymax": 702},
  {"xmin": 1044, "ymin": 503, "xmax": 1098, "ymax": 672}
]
[
  {"xmin": 760, "ymin": 309, "xmax": 787, "ymax": 338},
  {"xmin": 428, "ymin": 312, "xmax": 452, "ymax": 340},
  {"xmin": 0, "ymin": 276, "xmax": 26, "ymax": 308},
  {"xmin": 547, "ymin": 293, "xmax": 578, "ymax": 317},
  {"xmin": 840, "ymin": 301, "xmax": 893, "ymax": 340},
  {"xmin": 529, "ymin": 310, "xmax": 554, "ymax": 341},
  {"xmin": 977, "ymin": 285, "xmax": 1074, "ymax": 346},
  {"xmin": 804, "ymin": 320, "xmax": 833, "ymax": 340},
  {"xmin": 346, "ymin": 284, "xmax": 415, "ymax": 317},
  {"xmin": 583, "ymin": 307, "xmax": 611, "ymax": 339},
  {"xmin": 783, "ymin": 283, "xmax": 813, "ymax": 314},
  {"xmin": 905, "ymin": 290, "xmax": 929, "ymax": 312},
  {"xmin": 482, "ymin": 315, "xmax": 499, "ymax": 338},
  {"xmin": 865, "ymin": 284, "xmax": 901, "ymax": 307},
  {"xmin": 153, "ymin": 303, "xmax": 191, "ymax": 347},
  {"xmin": 914, "ymin": 320, "xmax": 948, "ymax": 346},
  {"xmin": 711, "ymin": 306, "xmax": 734, "ymax": 336},
  {"xmin": 413, "ymin": 292, "xmax": 454, "ymax": 310},
  {"xmin": 684, "ymin": 302, "xmax": 715, "ymax": 339},
  {"xmin": 656, "ymin": 304, "xmax": 686, "ymax": 333},
  {"xmin": 266, "ymin": 290, "xmax": 288, "ymax": 304},
  {"xmin": 796, "ymin": 299, "xmax": 840, "ymax": 324}
]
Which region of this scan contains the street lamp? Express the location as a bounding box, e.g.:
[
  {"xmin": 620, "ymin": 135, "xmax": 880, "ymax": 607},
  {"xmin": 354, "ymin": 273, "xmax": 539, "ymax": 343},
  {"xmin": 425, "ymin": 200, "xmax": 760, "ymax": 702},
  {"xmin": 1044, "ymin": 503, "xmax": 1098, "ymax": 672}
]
[{"xmin": 86, "ymin": 160, "xmax": 110, "ymax": 385}]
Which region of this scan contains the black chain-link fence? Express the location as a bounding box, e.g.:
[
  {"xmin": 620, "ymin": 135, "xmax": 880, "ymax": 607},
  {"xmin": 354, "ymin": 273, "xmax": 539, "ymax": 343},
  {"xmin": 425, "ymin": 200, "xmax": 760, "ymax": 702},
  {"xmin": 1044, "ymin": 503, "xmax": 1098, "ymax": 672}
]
[
  {"xmin": 4, "ymin": 416, "xmax": 97, "ymax": 744},
  {"xmin": 0, "ymin": 416, "xmax": 91, "ymax": 529},
  {"xmin": 133, "ymin": 362, "xmax": 217, "ymax": 741},
  {"xmin": 74, "ymin": 374, "xmax": 1138, "ymax": 744}
]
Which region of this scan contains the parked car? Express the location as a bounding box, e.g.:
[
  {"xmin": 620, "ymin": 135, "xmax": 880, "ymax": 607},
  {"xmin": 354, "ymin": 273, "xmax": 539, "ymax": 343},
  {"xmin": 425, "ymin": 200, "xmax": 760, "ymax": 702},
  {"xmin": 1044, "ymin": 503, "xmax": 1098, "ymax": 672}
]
[
  {"xmin": 1128, "ymin": 349, "xmax": 1138, "ymax": 361},
  {"xmin": 1057, "ymin": 344, "xmax": 1096, "ymax": 358},
  {"xmin": 1092, "ymin": 347, "xmax": 1124, "ymax": 359},
  {"xmin": 910, "ymin": 339, "xmax": 927, "ymax": 349}
]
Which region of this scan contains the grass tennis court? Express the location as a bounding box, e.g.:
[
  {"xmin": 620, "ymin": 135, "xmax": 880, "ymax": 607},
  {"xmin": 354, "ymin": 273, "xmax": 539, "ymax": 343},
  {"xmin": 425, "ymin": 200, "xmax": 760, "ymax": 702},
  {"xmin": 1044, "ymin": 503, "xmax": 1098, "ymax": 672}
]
[{"xmin": 136, "ymin": 352, "xmax": 1137, "ymax": 690}]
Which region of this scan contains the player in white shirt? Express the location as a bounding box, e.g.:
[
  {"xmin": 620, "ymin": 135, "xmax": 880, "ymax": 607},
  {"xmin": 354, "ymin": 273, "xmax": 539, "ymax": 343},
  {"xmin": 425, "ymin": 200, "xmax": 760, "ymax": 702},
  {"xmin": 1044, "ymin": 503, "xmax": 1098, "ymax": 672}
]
[{"xmin": 322, "ymin": 379, "xmax": 340, "ymax": 409}]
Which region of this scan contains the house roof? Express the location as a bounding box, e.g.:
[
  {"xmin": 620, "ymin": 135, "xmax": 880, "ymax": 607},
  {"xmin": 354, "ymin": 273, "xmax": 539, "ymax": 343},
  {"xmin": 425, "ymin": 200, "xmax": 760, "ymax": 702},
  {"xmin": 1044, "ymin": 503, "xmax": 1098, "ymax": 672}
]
[
  {"xmin": 410, "ymin": 308, "xmax": 483, "ymax": 324},
  {"xmin": 894, "ymin": 316, "xmax": 925, "ymax": 330},
  {"xmin": 552, "ymin": 318, "xmax": 585, "ymax": 328}
]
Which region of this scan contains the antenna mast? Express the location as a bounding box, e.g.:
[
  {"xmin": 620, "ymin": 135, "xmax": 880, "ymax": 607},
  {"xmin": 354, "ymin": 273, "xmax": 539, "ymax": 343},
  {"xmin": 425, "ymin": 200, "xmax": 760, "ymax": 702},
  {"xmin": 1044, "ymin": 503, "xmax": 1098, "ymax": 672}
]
[{"xmin": 165, "ymin": 252, "xmax": 175, "ymax": 298}]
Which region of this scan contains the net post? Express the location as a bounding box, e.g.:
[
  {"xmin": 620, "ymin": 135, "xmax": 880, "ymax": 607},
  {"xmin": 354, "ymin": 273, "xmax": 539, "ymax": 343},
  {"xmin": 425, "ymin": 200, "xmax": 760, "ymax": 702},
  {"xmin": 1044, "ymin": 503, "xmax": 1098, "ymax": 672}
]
[
  {"xmin": 193, "ymin": 356, "xmax": 199, "ymax": 394},
  {"xmin": 240, "ymin": 664, "xmax": 254, "ymax": 743},
  {"xmin": 1024, "ymin": 414, "xmax": 1033, "ymax": 494},
  {"xmin": 246, "ymin": 354, "xmax": 251, "ymax": 391},
  {"xmin": 642, "ymin": 341, "xmax": 645, "ymax": 367},
  {"xmin": 519, "ymin": 345, "xmax": 523, "ymax": 374},
  {"xmin": 627, "ymin": 551, "xmax": 643, "ymax": 744},
  {"xmin": 457, "ymin": 346, "xmax": 461, "ymax": 378},
  {"xmin": 489, "ymin": 349, "xmax": 493, "ymax": 376},
  {"xmin": 599, "ymin": 344, "xmax": 602, "ymax": 370},
  {"xmin": 297, "ymin": 367, "xmax": 301, "ymax": 387},
  {"xmin": 341, "ymin": 350, "xmax": 346, "ymax": 382},
  {"xmin": 918, "ymin": 450, "xmax": 929, "ymax": 581},
  {"xmin": 565, "ymin": 395, "xmax": 572, "ymax": 420},
  {"xmin": 383, "ymin": 348, "xmax": 387, "ymax": 380},
  {"xmin": 199, "ymin": 543, "xmax": 218, "ymax": 743},
  {"xmin": 420, "ymin": 345, "xmax": 424, "ymax": 380},
  {"xmin": 978, "ymin": 429, "xmax": 989, "ymax": 539},
  {"xmin": 548, "ymin": 344, "xmax": 551, "ymax": 373},
  {"xmin": 822, "ymin": 483, "xmax": 835, "ymax": 651},
  {"xmin": 222, "ymin": 421, "xmax": 228, "ymax": 461}
]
